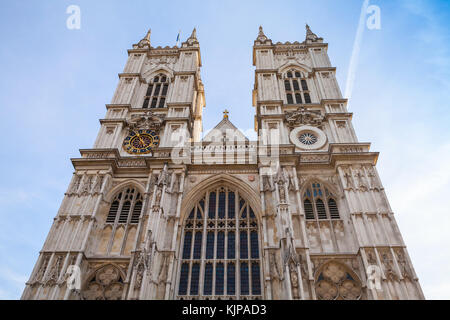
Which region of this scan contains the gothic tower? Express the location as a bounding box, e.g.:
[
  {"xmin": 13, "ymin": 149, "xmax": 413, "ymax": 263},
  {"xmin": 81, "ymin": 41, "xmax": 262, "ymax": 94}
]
[{"xmin": 22, "ymin": 26, "xmax": 424, "ymax": 300}]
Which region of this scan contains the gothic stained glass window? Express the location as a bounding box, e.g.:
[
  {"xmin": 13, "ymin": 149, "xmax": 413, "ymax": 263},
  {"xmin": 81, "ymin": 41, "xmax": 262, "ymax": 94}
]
[
  {"xmin": 190, "ymin": 263, "xmax": 200, "ymax": 295},
  {"xmin": 284, "ymin": 69, "xmax": 312, "ymax": 104},
  {"xmin": 178, "ymin": 187, "xmax": 262, "ymax": 299},
  {"xmin": 142, "ymin": 73, "xmax": 169, "ymax": 108}
]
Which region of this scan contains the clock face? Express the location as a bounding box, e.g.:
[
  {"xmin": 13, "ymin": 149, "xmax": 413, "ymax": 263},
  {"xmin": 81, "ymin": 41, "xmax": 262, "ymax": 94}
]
[{"xmin": 123, "ymin": 129, "xmax": 160, "ymax": 154}]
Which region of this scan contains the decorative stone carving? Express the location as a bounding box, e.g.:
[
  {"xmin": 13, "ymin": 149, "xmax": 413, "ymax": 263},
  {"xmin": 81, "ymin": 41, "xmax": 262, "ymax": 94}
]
[
  {"xmin": 343, "ymin": 167, "xmax": 355, "ymax": 189},
  {"xmin": 284, "ymin": 107, "xmax": 324, "ymax": 128},
  {"xmin": 137, "ymin": 29, "xmax": 151, "ymax": 49},
  {"xmin": 355, "ymin": 169, "xmax": 368, "ymax": 192},
  {"xmin": 314, "ymin": 261, "xmax": 362, "ymax": 300},
  {"xmin": 262, "ymin": 174, "xmax": 274, "ymax": 192},
  {"xmin": 269, "ymin": 251, "xmax": 284, "ymax": 281},
  {"xmin": 305, "ymin": 24, "xmax": 321, "ymax": 42},
  {"xmin": 45, "ymin": 255, "xmax": 63, "ymax": 285},
  {"xmin": 33, "ymin": 255, "xmax": 50, "ymax": 284},
  {"xmin": 82, "ymin": 265, "xmax": 124, "ymax": 300},
  {"xmin": 69, "ymin": 175, "xmax": 82, "ymax": 195},
  {"xmin": 256, "ymin": 26, "xmax": 269, "ymax": 43},
  {"xmin": 158, "ymin": 253, "xmax": 170, "ymax": 284},
  {"xmin": 395, "ymin": 249, "xmax": 412, "ymax": 280},
  {"xmin": 367, "ymin": 166, "xmax": 382, "ymax": 191},
  {"xmin": 381, "ymin": 252, "xmax": 399, "ymax": 282},
  {"xmin": 92, "ymin": 174, "xmax": 103, "ymax": 194},
  {"xmin": 126, "ymin": 111, "xmax": 165, "ymax": 132},
  {"xmin": 157, "ymin": 164, "xmax": 171, "ymax": 187},
  {"xmin": 134, "ymin": 247, "xmax": 152, "ymax": 289}
]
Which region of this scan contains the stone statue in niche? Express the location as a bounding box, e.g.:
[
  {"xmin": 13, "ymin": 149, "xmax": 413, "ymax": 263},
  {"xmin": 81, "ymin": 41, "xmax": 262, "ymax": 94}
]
[
  {"xmin": 343, "ymin": 168, "xmax": 354, "ymax": 189},
  {"xmin": 262, "ymin": 175, "xmax": 274, "ymax": 192},
  {"xmin": 269, "ymin": 251, "xmax": 284, "ymax": 281},
  {"xmin": 289, "ymin": 263, "xmax": 300, "ymax": 299},
  {"xmin": 395, "ymin": 250, "xmax": 412, "ymax": 280},
  {"xmin": 381, "ymin": 252, "xmax": 398, "ymax": 281},
  {"xmin": 354, "ymin": 169, "xmax": 368, "ymax": 191}
]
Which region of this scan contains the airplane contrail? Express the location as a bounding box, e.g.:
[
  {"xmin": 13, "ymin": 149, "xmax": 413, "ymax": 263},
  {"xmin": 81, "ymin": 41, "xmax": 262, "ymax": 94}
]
[{"xmin": 345, "ymin": 0, "xmax": 370, "ymax": 108}]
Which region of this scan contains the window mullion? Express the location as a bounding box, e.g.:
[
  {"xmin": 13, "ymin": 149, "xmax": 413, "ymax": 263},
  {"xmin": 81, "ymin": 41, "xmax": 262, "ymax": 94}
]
[{"xmin": 199, "ymin": 193, "xmax": 209, "ymax": 298}]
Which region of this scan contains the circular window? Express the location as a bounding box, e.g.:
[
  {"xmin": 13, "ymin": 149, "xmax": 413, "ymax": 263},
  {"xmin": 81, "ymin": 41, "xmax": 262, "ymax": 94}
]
[
  {"xmin": 290, "ymin": 125, "xmax": 327, "ymax": 150},
  {"xmin": 299, "ymin": 132, "xmax": 318, "ymax": 145}
]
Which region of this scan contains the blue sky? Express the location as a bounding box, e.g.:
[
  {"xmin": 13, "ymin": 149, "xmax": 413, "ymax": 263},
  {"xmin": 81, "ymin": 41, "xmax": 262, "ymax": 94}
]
[{"xmin": 0, "ymin": 0, "xmax": 449, "ymax": 299}]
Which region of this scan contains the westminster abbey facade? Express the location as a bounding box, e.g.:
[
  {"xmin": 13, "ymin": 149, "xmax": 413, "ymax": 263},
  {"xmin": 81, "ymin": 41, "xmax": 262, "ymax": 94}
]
[{"xmin": 22, "ymin": 25, "xmax": 424, "ymax": 300}]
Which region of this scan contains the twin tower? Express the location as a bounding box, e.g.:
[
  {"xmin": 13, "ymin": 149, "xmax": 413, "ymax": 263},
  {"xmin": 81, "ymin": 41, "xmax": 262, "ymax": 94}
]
[{"xmin": 22, "ymin": 26, "xmax": 424, "ymax": 300}]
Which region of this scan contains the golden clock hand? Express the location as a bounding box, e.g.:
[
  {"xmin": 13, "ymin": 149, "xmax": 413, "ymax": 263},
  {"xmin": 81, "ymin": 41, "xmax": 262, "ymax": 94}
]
[{"xmin": 133, "ymin": 130, "xmax": 146, "ymax": 146}]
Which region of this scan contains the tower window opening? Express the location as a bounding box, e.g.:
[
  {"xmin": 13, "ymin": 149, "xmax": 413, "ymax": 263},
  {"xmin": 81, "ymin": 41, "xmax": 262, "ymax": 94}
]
[
  {"xmin": 284, "ymin": 70, "xmax": 312, "ymax": 104},
  {"xmin": 302, "ymin": 182, "xmax": 340, "ymax": 221},
  {"xmin": 143, "ymin": 73, "xmax": 169, "ymax": 108}
]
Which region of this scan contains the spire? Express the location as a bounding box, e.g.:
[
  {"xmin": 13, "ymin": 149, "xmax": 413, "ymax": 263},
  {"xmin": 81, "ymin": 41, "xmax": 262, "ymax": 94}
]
[
  {"xmin": 305, "ymin": 24, "xmax": 320, "ymax": 43},
  {"xmin": 189, "ymin": 27, "xmax": 197, "ymax": 40},
  {"xmin": 256, "ymin": 25, "xmax": 268, "ymax": 42},
  {"xmin": 144, "ymin": 28, "xmax": 151, "ymax": 41},
  {"xmin": 137, "ymin": 28, "xmax": 151, "ymax": 49},
  {"xmin": 184, "ymin": 27, "xmax": 199, "ymax": 46}
]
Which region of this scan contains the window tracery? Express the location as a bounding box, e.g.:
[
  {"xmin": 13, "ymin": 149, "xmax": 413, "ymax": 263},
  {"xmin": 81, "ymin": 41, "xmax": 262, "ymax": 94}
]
[
  {"xmin": 283, "ymin": 69, "xmax": 311, "ymax": 104},
  {"xmin": 143, "ymin": 73, "xmax": 169, "ymax": 108},
  {"xmin": 303, "ymin": 182, "xmax": 340, "ymax": 220},
  {"xmin": 178, "ymin": 187, "xmax": 262, "ymax": 299}
]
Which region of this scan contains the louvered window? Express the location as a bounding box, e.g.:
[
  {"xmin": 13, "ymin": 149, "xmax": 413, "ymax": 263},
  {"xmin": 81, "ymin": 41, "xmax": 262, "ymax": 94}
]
[
  {"xmin": 303, "ymin": 182, "xmax": 340, "ymax": 221},
  {"xmin": 106, "ymin": 188, "xmax": 143, "ymax": 224},
  {"xmin": 304, "ymin": 199, "xmax": 315, "ymax": 219},
  {"xmin": 102, "ymin": 187, "xmax": 144, "ymax": 255},
  {"xmin": 316, "ymin": 199, "xmax": 327, "ymax": 219},
  {"xmin": 284, "ymin": 69, "xmax": 312, "ymax": 104},
  {"xmin": 328, "ymin": 198, "xmax": 340, "ymax": 219},
  {"xmin": 142, "ymin": 73, "xmax": 169, "ymax": 108}
]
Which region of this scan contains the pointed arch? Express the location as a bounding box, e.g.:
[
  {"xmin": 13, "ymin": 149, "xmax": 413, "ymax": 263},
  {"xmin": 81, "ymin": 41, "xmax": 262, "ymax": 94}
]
[
  {"xmin": 300, "ymin": 177, "xmax": 341, "ymax": 220},
  {"xmin": 299, "ymin": 176, "xmax": 340, "ymax": 198},
  {"xmin": 180, "ymin": 174, "xmax": 262, "ymax": 224},
  {"xmin": 278, "ymin": 61, "xmax": 312, "ymax": 77},
  {"xmin": 176, "ymin": 174, "xmax": 263, "ymax": 299},
  {"xmin": 105, "ymin": 179, "xmax": 146, "ymax": 203},
  {"xmin": 142, "ymin": 66, "xmax": 174, "ymax": 83}
]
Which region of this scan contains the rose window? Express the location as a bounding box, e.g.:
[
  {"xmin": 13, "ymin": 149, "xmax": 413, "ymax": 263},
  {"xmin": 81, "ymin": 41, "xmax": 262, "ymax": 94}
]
[{"xmin": 299, "ymin": 132, "xmax": 318, "ymax": 145}]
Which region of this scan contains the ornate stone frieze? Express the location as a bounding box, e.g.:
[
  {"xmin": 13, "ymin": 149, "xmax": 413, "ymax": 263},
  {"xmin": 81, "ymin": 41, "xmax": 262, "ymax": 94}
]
[
  {"xmin": 126, "ymin": 111, "xmax": 165, "ymax": 131},
  {"xmin": 284, "ymin": 107, "xmax": 324, "ymax": 128}
]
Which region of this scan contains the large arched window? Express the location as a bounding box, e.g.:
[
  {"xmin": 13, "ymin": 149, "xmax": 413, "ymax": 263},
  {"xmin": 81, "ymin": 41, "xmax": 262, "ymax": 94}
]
[
  {"xmin": 142, "ymin": 73, "xmax": 169, "ymax": 109},
  {"xmin": 303, "ymin": 182, "xmax": 340, "ymax": 220},
  {"xmin": 284, "ymin": 69, "xmax": 311, "ymax": 105},
  {"xmin": 97, "ymin": 187, "xmax": 143, "ymax": 256},
  {"xmin": 178, "ymin": 186, "xmax": 262, "ymax": 300}
]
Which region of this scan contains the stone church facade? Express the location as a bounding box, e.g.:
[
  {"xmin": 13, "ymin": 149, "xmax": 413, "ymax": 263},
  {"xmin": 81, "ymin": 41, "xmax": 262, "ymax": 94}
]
[{"xmin": 22, "ymin": 26, "xmax": 424, "ymax": 300}]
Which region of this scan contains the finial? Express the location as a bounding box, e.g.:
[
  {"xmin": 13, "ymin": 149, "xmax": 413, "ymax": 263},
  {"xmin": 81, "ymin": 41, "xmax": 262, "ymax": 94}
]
[
  {"xmin": 145, "ymin": 28, "xmax": 151, "ymax": 41},
  {"xmin": 256, "ymin": 25, "xmax": 268, "ymax": 42},
  {"xmin": 190, "ymin": 27, "xmax": 197, "ymax": 39},
  {"xmin": 137, "ymin": 28, "xmax": 151, "ymax": 48},
  {"xmin": 223, "ymin": 109, "xmax": 229, "ymax": 119},
  {"xmin": 305, "ymin": 23, "xmax": 319, "ymax": 42}
]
